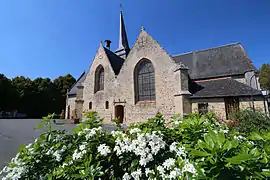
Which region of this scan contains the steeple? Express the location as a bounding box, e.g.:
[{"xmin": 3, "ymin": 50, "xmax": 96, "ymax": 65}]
[{"xmin": 115, "ymin": 7, "xmax": 130, "ymax": 59}]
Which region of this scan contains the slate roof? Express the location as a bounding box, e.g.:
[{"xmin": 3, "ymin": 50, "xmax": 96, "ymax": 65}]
[
  {"xmin": 189, "ymin": 78, "xmax": 262, "ymax": 98},
  {"xmin": 172, "ymin": 43, "xmax": 256, "ymax": 80},
  {"xmin": 68, "ymin": 72, "xmax": 86, "ymax": 96},
  {"xmin": 104, "ymin": 47, "xmax": 125, "ymax": 75}
]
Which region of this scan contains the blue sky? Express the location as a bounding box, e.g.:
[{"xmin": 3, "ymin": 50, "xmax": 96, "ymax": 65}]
[{"xmin": 0, "ymin": 0, "xmax": 269, "ymax": 80}]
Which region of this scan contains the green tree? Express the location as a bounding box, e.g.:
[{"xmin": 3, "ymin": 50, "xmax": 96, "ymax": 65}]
[
  {"xmin": 0, "ymin": 74, "xmax": 75, "ymax": 118},
  {"xmin": 0, "ymin": 74, "xmax": 17, "ymax": 111},
  {"xmin": 32, "ymin": 77, "xmax": 58, "ymax": 117},
  {"xmin": 258, "ymin": 63, "xmax": 270, "ymax": 90},
  {"xmin": 11, "ymin": 76, "xmax": 35, "ymax": 116},
  {"xmin": 53, "ymin": 74, "xmax": 76, "ymax": 96},
  {"xmin": 53, "ymin": 74, "xmax": 76, "ymax": 115}
]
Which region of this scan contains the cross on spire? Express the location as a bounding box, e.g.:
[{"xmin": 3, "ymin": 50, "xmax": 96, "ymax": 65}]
[{"xmin": 120, "ymin": 0, "xmax": 123, "ymax": 11}]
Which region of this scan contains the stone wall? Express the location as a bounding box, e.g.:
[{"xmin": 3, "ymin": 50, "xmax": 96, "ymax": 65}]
[
  {"xmin": 112, "ymin": 30, "xmax": 184, "ymax": 124},
  {"xmin": 191, "ymin": 96, "xmax": 269, "ymax": 120},
  {"xmin": 239, "ymin": 96, "xmax": 268, "ymax": 114},
  {"xmin": 81, "ymin": 30, "xmax": 187, "ymax": 124},
  {"xmin": 191, "ymin": 98, "xmax": 226, "ymax": 120},
  {"xmin": 82, "ymin": 43, "xmax": 119, "ymax": 124},
  {"xmin": 65, "ymin": 96, "xmax": 76, "ymax": 119}
]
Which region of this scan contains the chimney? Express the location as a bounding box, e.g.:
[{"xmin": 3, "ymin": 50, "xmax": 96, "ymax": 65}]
[{"xmin": 104, "ymin": 40, "xmax": 111, "ymax": 50}]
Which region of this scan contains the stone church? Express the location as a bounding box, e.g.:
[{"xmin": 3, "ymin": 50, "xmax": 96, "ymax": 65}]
[{"xmin": 65, "ymin": 10, "xmax": 268, "ymax": 124}]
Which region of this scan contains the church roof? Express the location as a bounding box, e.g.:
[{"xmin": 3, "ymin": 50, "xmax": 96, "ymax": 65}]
[
  {"xmin": 189, "ymin": 78, "xmax": 262, "ymax": 98},
  {"xmin": 172, "ymin": 43, "xmax": 256, "ymax": 80},
  {"xmin": 68, "ymin": 72, "xmax": 86, "ymax": 96},
  {"xmin": 104, "ymin": 47, "xmax": 125, "ymax": 75}
]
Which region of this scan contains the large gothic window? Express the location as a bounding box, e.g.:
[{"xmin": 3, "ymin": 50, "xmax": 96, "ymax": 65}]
[
  {"xmin": 95, "ymin": 65, "xmax": 104, "ymax": 92},
  {"xmin": 135, "ymin": 59, "xmax": 156, "ymax": 102}
]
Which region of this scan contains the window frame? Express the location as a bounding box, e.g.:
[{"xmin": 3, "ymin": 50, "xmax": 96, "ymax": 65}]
[
  {"xmin": 94, "ymin": 65, "xmax": 104, "ymax": 93},
  {"xmin": 134, "ymin": 59, "xmax": 156, "ymax": 103},
  {"xmin": 198, "ymin": 103, "xmax": 208, "ymax": 115}
]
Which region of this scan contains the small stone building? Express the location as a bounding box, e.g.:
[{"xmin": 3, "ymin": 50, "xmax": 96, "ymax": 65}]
[{"xmin": 65, "ymin": 10, "xmax": 268, "ymax": 124}]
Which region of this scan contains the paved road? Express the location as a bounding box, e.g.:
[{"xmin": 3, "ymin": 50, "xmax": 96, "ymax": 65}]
[{"xmin": 0, "ymin": 119, "xmax": 116, "ymax": 171}]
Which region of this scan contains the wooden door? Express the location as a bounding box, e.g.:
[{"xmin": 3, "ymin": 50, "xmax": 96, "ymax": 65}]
[{"xmin": 115, "ymin": 105, "xmax": 124, "ymax": 123}]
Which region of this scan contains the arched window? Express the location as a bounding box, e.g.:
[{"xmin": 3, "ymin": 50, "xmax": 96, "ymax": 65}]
[
  {"xmin": 134, "ymin": 59, "xmax": 156, "ymax": 102},
  {"xmin": 95, "ymin": 65, "xmax": 104, "ymax": 92}
]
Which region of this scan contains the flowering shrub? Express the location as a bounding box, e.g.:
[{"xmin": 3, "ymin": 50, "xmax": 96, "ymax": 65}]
[
  {"xmin": 1, "ymin": 112, "xmax": 270, "ymax": 179},
  {"xmin": 230, "ymin": 109, "xmax": 270, "ymax": 134}
]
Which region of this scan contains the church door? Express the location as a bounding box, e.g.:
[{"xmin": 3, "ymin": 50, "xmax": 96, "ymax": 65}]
[{"xmin": 115, "ymin": 105, "xmax": 124, "ymax": 123}]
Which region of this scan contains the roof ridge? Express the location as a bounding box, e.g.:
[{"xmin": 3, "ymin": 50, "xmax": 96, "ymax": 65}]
[
  {"xmin": 68, "ymin": 71, "xmax": 85, "ymax": 91},
  {"xmin": 171, "ymin": 42, "xmax": 241, "ymax": 57},
  {"xmin": 104, "ymin": 46, "xmax": 124, "ymax": 60}
]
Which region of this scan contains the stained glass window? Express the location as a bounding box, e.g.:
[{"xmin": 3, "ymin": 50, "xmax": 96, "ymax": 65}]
[{"xmin": 136, "ymin": 60, "xmax": 155, "ymax": 102}]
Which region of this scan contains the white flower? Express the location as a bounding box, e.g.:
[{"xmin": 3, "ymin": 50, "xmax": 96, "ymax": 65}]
[
  {"xmin": 78, "ymin": 131, "xmax": 83, "ymax": 136},
  {"xmin": 145, "ymin": 168, "xmax": 154, "ymax": 177},
  {"xmin": 157, "ymin": 165, "xmax": 165, "ymax": 175},
  {"xmin": 62, "ymin": 163, "xmax": 68, "ymax": 168},
  {"xmin": 84, "ymin": 127, "xmax": 102, "ymax": 140},
  {"xmin": 131, "ymin": 169, "xmax": 142, "ymax": 180},
  {"xmin": 28, "ymin": 148, "xmax": 35, "ymax": 154},
  {"xmin": 79, "ymin": 144, "xmax": 86, "ymax": 151},
  {"xmin": 72, "ymin": 150, "xmax": 83, "ymax": 160},
  {"xmin": 53, "ymin": 150, "xmax": 61, "ymax": 162},
  {"xmin": 163, "ymin": 158, "xmax": 175, "ymax": 169},
  {"xmin": 183, "ymin": 161, "xmax": 196, "ymax": 174},
  {"xmin": 248, "ymin": 141, "xmax": 255, "ymax": 145},
  {"xmin": 219, "ymin": 129, "xmax": 229, "ymax": 134},
  {"xmin": 111, "ymin": 130, "xmax": 125, "ymax": 137},
  {"xmin": 26, "ymin": 143, "xmax": 32, "ymax": 149},
  {"xmin": 169, "ymin": 168, "xmax": 182, "ymax": 179},
  {"xmin": 234, "ymin": 135, "xmax": 245, "ymax": 141},
  {"xmin": 113, "ymin": 131, "xmax": 165, "ymax": 167},
  {"xmin": 46, "ymin": 147, "xmax": 54, "ymax": 155},
  {"xmin": 130, "ymin": 128, "xmax": 141, "ymax": 134},
  {"xmin": 98, "ymin": 144, "xmax": 111, "ymax": 156},
  {"xmin": 122, "ymin": 172, "xmax": 131, "ymax": 180},
  {"xmin": 169, "ymin": 142, "xmax": 178, "ymax": 152}
]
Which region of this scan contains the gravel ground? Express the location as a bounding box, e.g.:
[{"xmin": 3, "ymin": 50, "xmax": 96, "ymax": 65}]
[{"xmin": 0, "ymin": 119, "xmax": 116, "ymax": 171}]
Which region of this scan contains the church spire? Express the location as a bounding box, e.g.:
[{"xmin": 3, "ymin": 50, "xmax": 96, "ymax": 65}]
[{"xmin": 115, "ymin": 3, "xmax": 130, "ymax": 59}]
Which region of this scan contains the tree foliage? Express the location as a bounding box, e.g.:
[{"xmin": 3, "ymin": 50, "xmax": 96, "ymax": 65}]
[
  {"xmin": 259, "ymin": 63, "xmax": 270, "ymax": 90},
  {"xmin": 0, "ymin": 73, "xmax": 75, "ymax": 118}
]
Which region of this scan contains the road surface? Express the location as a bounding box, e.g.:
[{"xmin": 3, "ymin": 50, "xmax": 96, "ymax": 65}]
[{"xmin": 0, "ymin": 119, "xmax": 116, "ymax": 171}]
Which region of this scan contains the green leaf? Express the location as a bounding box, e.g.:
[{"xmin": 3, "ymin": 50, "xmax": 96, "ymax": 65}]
[
  {"xmin": 131, "ymin": 159, "xmax": 138, "ymax": 168},
  {"xmin": 261, "ymin": 169, "xmax": 270, "ymax": 177},
  {"xmin": 223, "ymin": 140, "xmax": 238, "ymax": 151},
  {"xmin": 198, "ymin": 141, "xmax": 210, "ymax": 150},
  {"xmin": 204, "ymin": 134, "xmax": 215, "ymax": 149},
  {"xmin": 190, "ymin": 150, "xmax": 211, "ymax": 157},
  {"xmin": 226, "ymin": 153, "xmax": 253, "ymax": 164},
  {"xmin": 249, "ymin": 132, "xmax": 264, "ymax": 141},
  {"xmin": 35, "ymin": 122, "xmax": 44, "ymax": 130},
  {"xmin": 217, "ymin": 132, "xmax": 225, "ymax": 147}
]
